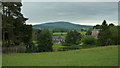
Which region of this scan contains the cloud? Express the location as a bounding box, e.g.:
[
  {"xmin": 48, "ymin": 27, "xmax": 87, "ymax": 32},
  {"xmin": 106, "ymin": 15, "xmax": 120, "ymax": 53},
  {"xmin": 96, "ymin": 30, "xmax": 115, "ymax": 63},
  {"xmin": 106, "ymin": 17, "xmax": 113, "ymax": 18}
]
[
  {"xmin": 22, "ymin": 0, "xmax": 119, "ymax": 2},
  {"xmin": 22, "ymin": 2, "xmax": 118, "ymax": 25}
]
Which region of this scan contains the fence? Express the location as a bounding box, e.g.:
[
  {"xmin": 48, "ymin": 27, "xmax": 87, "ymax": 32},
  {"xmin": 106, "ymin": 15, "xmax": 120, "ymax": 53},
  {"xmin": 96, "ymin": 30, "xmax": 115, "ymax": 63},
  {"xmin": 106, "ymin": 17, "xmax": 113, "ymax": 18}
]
[{"xmin": 2, "ymin": 46, "xmax": 26, "ymax": 53}]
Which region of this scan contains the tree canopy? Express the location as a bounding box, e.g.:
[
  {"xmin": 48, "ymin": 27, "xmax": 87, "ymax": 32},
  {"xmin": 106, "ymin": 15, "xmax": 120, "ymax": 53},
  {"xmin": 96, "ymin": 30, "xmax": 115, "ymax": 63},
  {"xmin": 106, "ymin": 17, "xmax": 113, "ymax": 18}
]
[
  {"xmin": 2, "ymin": 2, "xmax": 32, "ymax": 51},
  {"xmin": 37, "ymin": 29, "xmax": 53, "ymax": 52}
]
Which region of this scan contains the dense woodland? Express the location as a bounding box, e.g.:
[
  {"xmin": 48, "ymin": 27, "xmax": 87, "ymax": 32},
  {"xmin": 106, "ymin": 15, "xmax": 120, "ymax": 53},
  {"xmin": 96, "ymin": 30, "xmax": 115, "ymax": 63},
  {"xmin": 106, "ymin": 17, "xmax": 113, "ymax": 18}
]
[{"xmin": 2, "ymin": 2, "xmax": 120, "ymax": 53}]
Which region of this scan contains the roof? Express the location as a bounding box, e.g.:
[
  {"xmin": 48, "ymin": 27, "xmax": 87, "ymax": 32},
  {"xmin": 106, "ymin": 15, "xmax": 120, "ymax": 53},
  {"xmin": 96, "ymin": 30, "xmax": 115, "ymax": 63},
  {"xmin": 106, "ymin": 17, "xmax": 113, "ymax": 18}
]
[{"xmin": 52, "ymin": 36, "xmax": 65, "ymax": 39}]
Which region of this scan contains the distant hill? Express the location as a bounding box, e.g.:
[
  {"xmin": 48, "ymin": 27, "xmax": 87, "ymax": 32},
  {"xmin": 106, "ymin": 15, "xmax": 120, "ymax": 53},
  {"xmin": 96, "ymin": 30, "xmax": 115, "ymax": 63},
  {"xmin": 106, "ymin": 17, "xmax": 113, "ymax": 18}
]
[{"xmin": 33, "ymin": 21, "xmax": 93, "ymax": 31}]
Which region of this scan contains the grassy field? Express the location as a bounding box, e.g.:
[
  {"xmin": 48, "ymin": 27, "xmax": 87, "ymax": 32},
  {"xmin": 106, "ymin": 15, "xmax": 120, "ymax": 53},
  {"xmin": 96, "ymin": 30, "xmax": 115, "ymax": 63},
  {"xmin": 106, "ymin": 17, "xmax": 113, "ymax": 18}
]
[
  {"xmin": 3, "ymin": 45, "xmax": 118, "ymax": 66},
  {"xmin": 53, "ymin": 43, "xmax": 98, "ymax": 48},
  {"xmin": 53, "ymin": 31, "xmax": 87, "ymax": 36},
  {"xmin": 79, "ymin": 31, "xmax": 87, "ymax": 34},
  {"xmin": 53, "ymin": 32, "xmax": 67, "ymax": 35}
]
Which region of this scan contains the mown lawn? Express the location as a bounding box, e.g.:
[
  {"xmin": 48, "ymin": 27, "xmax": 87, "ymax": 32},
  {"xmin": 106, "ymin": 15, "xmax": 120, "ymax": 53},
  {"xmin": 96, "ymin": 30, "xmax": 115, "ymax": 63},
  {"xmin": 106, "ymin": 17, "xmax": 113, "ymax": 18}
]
[{"xmin": 3, "ymin": 45, "xmax": 118, "ymax": 66}]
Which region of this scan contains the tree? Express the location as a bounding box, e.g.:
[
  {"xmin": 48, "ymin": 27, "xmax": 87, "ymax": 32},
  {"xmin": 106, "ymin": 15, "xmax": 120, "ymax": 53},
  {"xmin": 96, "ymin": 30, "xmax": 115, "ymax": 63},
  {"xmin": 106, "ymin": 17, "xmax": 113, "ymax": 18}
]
[
  {"xmin": 109, "ymin": 23, "xmax": 114, "ymax": 27},
  {"xmin": 118, "ymin": 26, "xmax": 120, "ymax": 45},
  {"xmin": 37, "ymin": 29, "xmax": 53, "ymax": 52},
  {"xmin": 52, "ymin": 28, "xmax": 68, "ymax": 33},
  {"xmin": 98, "ymin": 20, "xmax": 110, "ymax": 46},
  {"xmin": 22, "ymin": 25, "xmax": 33, "ymax": 52},
  {"xmin": 2, "ymin": 2, "xmax": 33, "ymax": 53},
  {"xmin": 92, "ymin": 20, "xmax": 118, "ymax": 46},
  {"xmin": 86, "ymin": 28, "xmax": 92, "ymax": 35},
  {"xmin": 64, "ymin": 30, "xmax": 81, "ymax": 46},
  {"xmin": 93, "ymin": 24, "xmax": 101, "ymax": 29},
  {"xmin": 2, "ymin": 2, "xmax": 28, "ymax": 47},
  {"xmin": 81, "ymin": 36, "xmax": 96, "ymax": 45},
  {"xmin": 108, "ymin": 26, "xmax": 118, "ymax": 45}
]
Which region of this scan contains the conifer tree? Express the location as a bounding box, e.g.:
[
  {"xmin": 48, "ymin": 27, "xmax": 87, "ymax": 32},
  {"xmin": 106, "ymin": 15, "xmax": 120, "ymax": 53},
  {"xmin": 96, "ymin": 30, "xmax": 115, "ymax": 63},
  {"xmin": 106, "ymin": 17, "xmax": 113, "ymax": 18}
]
[{"xmin": 38, "ymin": 29, "xmax": 53, "ymax": 52}]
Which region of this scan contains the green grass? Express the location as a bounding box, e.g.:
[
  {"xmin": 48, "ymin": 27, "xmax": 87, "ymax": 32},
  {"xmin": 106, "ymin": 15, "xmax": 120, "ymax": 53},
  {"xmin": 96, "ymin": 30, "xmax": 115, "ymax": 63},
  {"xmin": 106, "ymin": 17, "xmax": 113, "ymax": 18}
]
[
  {"xmin": 32, "ymin": 41, "xmax": 38, "ymax": 46},
  {"xmin": 3, "ymin": 45, "xmax": 118, "ymax": 66},
  {"xmin": 80, "ymin": 31, "xmax": 87, "ymax": 34},
  {"xmin": 53, "ymin": 32, "xmax": 67, "ymax": 36},
  {"xmin": 53, "ymin": 43, "xmax": 98, "ymax": 50},
  {"xmin": 53, "ymin": 31, "xmax": 86, "ymax": 36},
  {"xmin": 53, "ymin": 43, "xmax": 66, "ymax": 48}
]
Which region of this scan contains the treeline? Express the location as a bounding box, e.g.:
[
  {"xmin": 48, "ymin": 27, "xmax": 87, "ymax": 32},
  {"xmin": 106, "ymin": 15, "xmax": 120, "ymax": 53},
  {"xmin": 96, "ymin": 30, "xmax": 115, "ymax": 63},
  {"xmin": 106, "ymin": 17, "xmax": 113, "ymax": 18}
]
[
  {"xmin": 94, "ymin": 20, "xmax": 120, "ymax": 46},
  {"xmin": 52, "ymin": 28, "xmax": 68, "ymax": 33},
  {"xmin": 62, "ymin": 20, "xmax": 120, "ymax": 47},
  {"xmin": 2, "ymin": 2, "xmax": 32, "ymax": 52}
]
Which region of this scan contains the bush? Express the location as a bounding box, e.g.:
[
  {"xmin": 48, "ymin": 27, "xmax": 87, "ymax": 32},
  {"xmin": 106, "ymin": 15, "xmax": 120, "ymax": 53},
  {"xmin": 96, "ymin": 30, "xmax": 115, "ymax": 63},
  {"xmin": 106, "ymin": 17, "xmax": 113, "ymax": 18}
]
[{"xmin": 81, "ymin": 36, "xmax": 96, "ymax": 45}]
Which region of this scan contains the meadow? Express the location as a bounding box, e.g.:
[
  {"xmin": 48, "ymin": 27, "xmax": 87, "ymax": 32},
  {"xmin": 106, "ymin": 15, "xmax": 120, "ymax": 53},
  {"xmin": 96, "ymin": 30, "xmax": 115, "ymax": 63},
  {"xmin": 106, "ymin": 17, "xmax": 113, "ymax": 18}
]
[
  {"xmin": 3, "ymin": 45, "xmax": 118, "ymax": 66},
  {"xmin": 53, "ymin": 31, "xmax": 87, "ymax": 36},
  {"xmin": 53, "ymin": 32, "xmax": 67, "ymax": 36}
]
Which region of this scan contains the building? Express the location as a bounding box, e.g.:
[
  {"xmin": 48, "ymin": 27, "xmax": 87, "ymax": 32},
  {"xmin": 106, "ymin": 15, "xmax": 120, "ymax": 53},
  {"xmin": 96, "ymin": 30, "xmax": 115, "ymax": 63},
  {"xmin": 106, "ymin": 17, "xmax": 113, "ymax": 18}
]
[
  {"xmin": 52, "ymin": 35, "xmax": 65, "ymax": 43},
  {"xmin": 91, "ymin": 29, "xmax": 100, "ymax": 38}
]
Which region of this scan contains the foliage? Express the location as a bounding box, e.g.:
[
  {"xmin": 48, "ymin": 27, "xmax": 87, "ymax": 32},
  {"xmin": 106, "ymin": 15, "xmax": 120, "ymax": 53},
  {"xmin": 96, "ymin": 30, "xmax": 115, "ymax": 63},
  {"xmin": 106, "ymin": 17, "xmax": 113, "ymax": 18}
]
[
  {"xmin": 81, "ymin": 36, "xmax": 96, "ymax": 45},
  {"xmin": 86, "ymin": 30, "xmax": 92, "ymax": 35},
  {"xmin": 2, "ymin": 2, "xmax": 33, "ymax": 53},
  {"xmin": 96, "ymin": 20, "xmax": 119, "ymax": 46},
  {"xmin": 63, "ymin": 30, "xmax": 81, "ymax": 46},
  {"xmin": 118, "ymin": 26, "xmax": 120, "ymax": 44},
  {"xmin": 93, "ymin": 24, "xmax": 101, "ymax": 29},
  {"xmin": 52, "ymin": 28, "xmax": 68, "ymax": 33},
  {"xmin": 81, "ymin": 28, "xmax": 87, "ymax": 31},
  {"xmin": 85, "ymin": 28, "xmax": 92, "ymax": 35},
  {"xmin": 108, "ymin": 26, "xmax": 118, "ymax": 45},
  {"xmin": 109, "ymin": 23, "xmax": 115, "ymax": 26},
  {"xmin": 37, "ymin": 29, "xmax": 53, "ymax": 52}
]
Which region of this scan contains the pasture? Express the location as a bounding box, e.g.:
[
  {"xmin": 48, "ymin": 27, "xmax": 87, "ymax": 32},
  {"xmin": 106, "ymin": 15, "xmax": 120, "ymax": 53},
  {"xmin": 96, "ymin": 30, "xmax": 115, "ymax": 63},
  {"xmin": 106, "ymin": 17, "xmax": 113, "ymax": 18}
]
[
  {"xmin": 3, "ymin": 45, "xmax": 118, "ymax": 66},
  {"xmin": 53, "ymin": 32, "xmax": 67, "ymax": 36},
  {"xmin": 53, "ymin": 31, "xmax": 87, "ymax": 36}
]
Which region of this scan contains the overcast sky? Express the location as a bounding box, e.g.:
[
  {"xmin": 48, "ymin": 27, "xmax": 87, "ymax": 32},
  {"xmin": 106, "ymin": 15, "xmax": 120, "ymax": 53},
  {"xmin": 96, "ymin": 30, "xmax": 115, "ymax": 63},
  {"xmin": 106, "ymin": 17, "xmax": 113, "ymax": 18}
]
[{"xmin": 21, "ymin": 2, "xmax": 118, "ymax": 25}]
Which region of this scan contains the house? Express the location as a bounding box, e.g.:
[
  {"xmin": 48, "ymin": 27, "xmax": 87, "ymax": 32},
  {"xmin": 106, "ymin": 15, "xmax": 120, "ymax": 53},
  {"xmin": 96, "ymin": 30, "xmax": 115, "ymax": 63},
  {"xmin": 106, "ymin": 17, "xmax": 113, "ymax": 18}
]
[
  {"xmin": 52, "ymin": 35, "xmax": 65, "ymax": 43},
  {"xmin": 91, "ymin": 29, "xmax": 100, "ymax": 38}
]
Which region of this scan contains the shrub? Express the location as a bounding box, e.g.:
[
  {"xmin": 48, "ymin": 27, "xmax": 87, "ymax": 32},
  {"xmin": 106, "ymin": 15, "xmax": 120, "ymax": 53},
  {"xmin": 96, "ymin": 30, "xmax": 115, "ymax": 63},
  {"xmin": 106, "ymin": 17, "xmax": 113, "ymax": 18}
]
[{"xmin": 81, "ymin": 36, "xmax": 96, "ymax": 45}]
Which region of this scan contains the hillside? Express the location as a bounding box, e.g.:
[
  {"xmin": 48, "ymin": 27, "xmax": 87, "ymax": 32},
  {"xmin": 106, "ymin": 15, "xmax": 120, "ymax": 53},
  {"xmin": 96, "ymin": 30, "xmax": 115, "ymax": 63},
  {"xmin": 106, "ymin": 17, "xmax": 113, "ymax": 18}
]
[
  {"xmin": 3, "ymin": 45, "xmax": 118, "ymax": 66},
  {"xmin": 33, "ymin": 21, "xmax": 93, "ymax": 31}
]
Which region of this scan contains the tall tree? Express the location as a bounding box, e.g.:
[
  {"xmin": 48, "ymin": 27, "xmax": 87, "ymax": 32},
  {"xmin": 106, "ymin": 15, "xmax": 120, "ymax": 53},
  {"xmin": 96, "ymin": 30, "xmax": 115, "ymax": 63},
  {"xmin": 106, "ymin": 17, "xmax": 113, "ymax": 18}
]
[
  {"xmin": 98, "ymin": 20, "xmax": 110, "ymax": 46},
  {"xmin": 38, "ymin": 29, "xmax": 53, "ymax": 52},
  {"xmin": 2, "ymin": 2, "xmax": 31, "ymax": 48}
]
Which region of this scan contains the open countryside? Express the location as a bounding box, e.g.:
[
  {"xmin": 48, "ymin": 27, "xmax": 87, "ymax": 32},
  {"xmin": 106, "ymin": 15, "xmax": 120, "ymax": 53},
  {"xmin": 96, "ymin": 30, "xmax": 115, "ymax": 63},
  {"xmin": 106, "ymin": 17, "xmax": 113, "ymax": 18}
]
[{"xmin": 2, "ymin": 2, "xmax": 119, "ymax": 66}]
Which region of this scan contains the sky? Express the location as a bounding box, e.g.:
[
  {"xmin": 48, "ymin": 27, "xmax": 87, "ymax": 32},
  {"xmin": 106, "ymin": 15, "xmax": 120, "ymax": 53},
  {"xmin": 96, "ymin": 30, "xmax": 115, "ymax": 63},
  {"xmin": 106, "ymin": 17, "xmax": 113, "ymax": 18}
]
[{"xmin": 21, "ymin": 2, "xmax": 118, "ymax": 26}]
